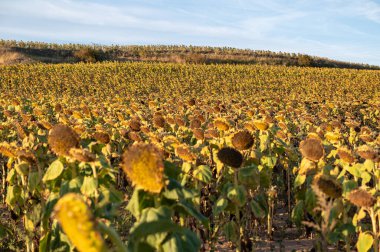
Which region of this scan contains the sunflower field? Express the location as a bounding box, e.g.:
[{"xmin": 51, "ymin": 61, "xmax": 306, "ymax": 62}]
[{"xmin": 0, "ymin": 62, "xmax": 380, "ymax": 251}]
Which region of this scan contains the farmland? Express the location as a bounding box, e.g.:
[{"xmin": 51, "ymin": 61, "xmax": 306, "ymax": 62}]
[{"xmin": 0, "ymin": 61, "xmax": 380, "ymax": 251}]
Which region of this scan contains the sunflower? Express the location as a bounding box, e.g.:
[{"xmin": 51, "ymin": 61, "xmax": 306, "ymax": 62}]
[
  {"xmin": 337, "ymin": 147, "xmax": 355, "ymax": 164},
  {"xmin": 231, "ymin": 130, "xmax": 254, "ymax": 150},
  {"xmin": 347, "ymin": 189, "xmax": 375, "ymax": 208},
  {"xmin": 217, "ymin": 147, "xmax": 243, "ymax": 168},
  {"xmin": 299, "ymin": 138, "xmax": 324, "ymax": 162},
  {"xmin": 53, "ymin": 193, "xmax": 106, "ymax": 252},
  {"xmin": 121, "ymin": 143, "xmax": 165, "ymax": 193},
  {"xmin": 313, "ymin": 174, "xmax": 342, "ymax": 198},
  {"xmin": 48, "ymin": 124, "xmax": 79, "ymax": 156},
  {"xmin": 252, "ymin": 120, "xmax": 269, "ymax": 131}
]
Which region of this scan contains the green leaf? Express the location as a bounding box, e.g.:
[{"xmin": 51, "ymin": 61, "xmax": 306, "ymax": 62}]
[
  {"xmin": 15, "ymin": 162, "xmax": 29, "ymax": 176},
  {"xmin": 363, "ymin": 159, "xmax": 375, "ymax": 172},
  {"xmin": 294, "ymin": 174, "xmax": 306, "ymax": 188},
  {"xmin": 213, "ymin": 197, "xmax": 228, "ymax": 215},
  {"xmin": 80, "ymin": 176, "xmax": 98, "ymax": 196},
  {"xmin": 161, "ymin": 228, "xmax": 201, "ymax": 252},
  {"xmin": 261, "ymin": 155, "xmax": 277, "ymax": 169},
  {"xmin": 175, "ymin": 201, "xmax": 208, "ymax": 225},
  {"xmin": 224, "ymin": 221, "xmax": 239, "ymax": 242},
  {"xmin": 250, "ymin": 199, "xmax": 265, "ymax": 219},
  {"xmin": 356, "ymin": 232, "xmax": 373, "ymax": 252},
  {"xmin": 292, "ymin": 200, "xmax": 304, "ymax": 227},
  {"xmin": 238, "ymin": 165, "xmax": 260, "ymax": 188},
  {"xmin": 42, "ymin": 160, "xmax": 64, "ymax": 182},
  {"xmin": 361, "ymin": 172, "xmax": 371, "ymax": 186},
  {"xmin": 342, "ymin": 180, "xmax": 357, "ymax": 197},
  {"xmin": 193, "ymin": 165, "xmax": 212, "ymax": 183},
  {"xmin": 227, "ymin": 185, "xmax": 247, "ymax": 207},
  {"xmin": 346, "ymin": 164, "xmax": 361, "ymax": 178},
  {"xmin": 28, "ymin": 172, "xmax": 40, "ymax": 193},
  {"xmin": 126, "ymin": 189, "xmax": 154, "ymax": 220},
  {"xmin": 39, "ymin": 232, "xmax": 51, "ymax": 252}
]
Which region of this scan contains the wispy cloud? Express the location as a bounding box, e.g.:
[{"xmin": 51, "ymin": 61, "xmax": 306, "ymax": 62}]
[{"xmin": 0, "ymin": 0, "xmax": 379, "ymax": 65}]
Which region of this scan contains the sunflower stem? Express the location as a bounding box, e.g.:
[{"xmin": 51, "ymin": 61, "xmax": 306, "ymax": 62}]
[{"xmin": 234, "ymin": 168, "xmax": 242, "ymax": 252}]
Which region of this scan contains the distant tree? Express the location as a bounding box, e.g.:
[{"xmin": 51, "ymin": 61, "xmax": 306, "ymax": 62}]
[
  {"xmin": 73, "ymin": 48, "xmax": 102, "ymax": 63},
  {"xmin": 298, "ymin": 55, "xmax": 313, "ymax": 67}
]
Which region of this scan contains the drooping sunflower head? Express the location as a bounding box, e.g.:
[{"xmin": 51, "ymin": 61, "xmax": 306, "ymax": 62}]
[
  {"xmin": 48, "ymin": 124, "xmax": 79, "ymax": 156},
  {"xmin": 175, "ymin": 144, "xmax": 196, "ymax": 162},
  {"xmin": 231, "ymin": 130, "xmax": 254, "ymax": 150},
  {"xmin": 252, "ymin": 120, "xmax": 269, "ymax": 131},
  {"xmin": 337, "ymin": 147, "xmax": 355, "ymax": 164},
  {"xmin": 153, "ymin": 115, "xmax": 166, "ymax": 128},
  {"xmin": 347, "ymin": 189, "xmax": 375, "ymax": 208},
  {"xmin": 299, "ymin": 138, "xmax": 324, "ymax": 162},
  {"xmin": 129, "ymin": 119, "xmax": 141, "ymax": 132},
  {"xmin": 121, "ymin": 143, "xmax": 165, "ymax": 193},
  {"xmin": 0, "ymin": 142, "xmax": 18, "ymax": 158},
  {"xmin": 192, "ymin": 128, "xmax": 205, "ymax": 141},
  {"xmin": 313, "ymin": 174, "xmax": 342, "ymax": 198},
  {"xmin": 214, "ymin": 119, "xmax": 230, "ymax": 131},
  {"xmin": 356, "ymin": 145, "xmax": 378, "ymax": 160},
  {"xmin": 217, "ymin": 147, "xmax": 243, "ymax": 168},
  {"xmin": 69, "ymin": 148, "xmax": 96, "ymax": 163},
  {"xmin": 93, "ymin": 131, "xmax": 110, "ymax": 144},
  {"xmin": 53, "ymin": 193, "xmax": 106, "ymax": 252}
]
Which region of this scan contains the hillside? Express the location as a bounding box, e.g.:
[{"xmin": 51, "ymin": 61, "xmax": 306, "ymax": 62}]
[{"xmin": 0, "ymin": 39, "xmax": 379, "ymax": 70}]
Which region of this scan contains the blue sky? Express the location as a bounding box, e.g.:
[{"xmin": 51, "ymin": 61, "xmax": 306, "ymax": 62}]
[{"xmin": 1, "ymin": 0, "xmax": 380, "ymax": 65}]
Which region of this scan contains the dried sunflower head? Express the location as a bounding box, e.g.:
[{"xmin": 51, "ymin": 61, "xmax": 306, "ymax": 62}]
[
  {"xmin": 190, "ymin": 119, "xmax": 202, "ymax": 129},
  {"xmin": 337, "ymin": 147, "xmax": 355, "ymax": 164},
  {"xmin": 347, "ymin": 189, "xmax": 375, "ymax": 208},
  {"xmin": 217, "ymin": 147, "xmax": 243, "ymax": 168},
  {"xmin": 231, "ymin": 130, "xmax": 254, "ymax": 150},
  {"xmin": 0, "ymin": 142, "xmax": 18, "ymax": 158},
  {"xmin": 93, "ymin": 132, "xmax": 110, "ymax": 144},
  {"xmin": 175, "ymin": 145, "xmax": 196, "ymax": 162},
  {"xmin": 153, "ymin": 115, "xmax": 166, "ymax": 128},
  {"xmin": 214, "ymin": 119, "xmax": 230, "ymax": 131},
  {"xmin": 253, "ymin": 120, "xmax": 269, "ymax": 131},
  {"xmin": 356, "ymin": 145, "xmax": 378, "ymax": 160},
  {"xmin": 299, "ymin": 138, "xmax": 324, "ymax": 162},
  {"xmin": 53, "ymin": 193, "xmax": 106, "ymax": 252},
  {"xmin": 121, "ymin": 143, "xmax": 165, "ymax": 193},
  {"xmin": 192, "ymin": 128, "xmax": 205, "ymax": 141},
  {"xmin": 69, "ymin": 148, "xmax": 96, "ymax": 163},
  {"xmin": 48, "ymin": 124, "xmax": 79, "ymax": 156},
  {"xmin": 313, "ymin": 174, "xmax": 342, "ymax": 198},
  {"xmin": 129, "ymin": 119, "xmax": 141, "ymax": 132}
]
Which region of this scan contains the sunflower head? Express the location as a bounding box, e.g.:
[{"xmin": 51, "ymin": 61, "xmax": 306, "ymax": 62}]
[
  {"xmin": 121, "ymin": 143, "xmax": 165, "ymax": 193},
  {"xmin": 129, "ymin": 119, "xmax": 141, "ymax": 132},
  {"xmin": 217, "ymin": 147, "xmax": 243, "ymax": 168},
  {"xmin": 253, "ymin": 120, "xmax": 269, "ymax": 131},
  {"xmin": 153, "ymin": 115, "xmax": 166, "ymax": 128},
  {"xmin": 231, "ymin": 130, "xmax": 254, "ymax": 150},
  {"xmin": 93, "ymin": 132, "xmax": 110, "ymax": 144},
  {"xmin": 356, "ymin": 145, "xmax": 378, "ymax": 160},
  {"xmin": 337, "ymin": 147, "xmax": 355, "ymax": 164},
  {"xmin": 299, "ymin": 138, "xmax": 324, "ymax": 162},
  {"xmin": 313, "ymin": 174, "xmax": 342, "ymax": 198},
  {"xmin": 192, "ymin": 128, "xmax": 205, "ymax": 141},
  {"xmin": 69, "ymin": 148, "xmax": 96, "ymax": 163},
  {"xmin": 214, "ymin": 119, "xmax": 230, "ymax": 131},
  {"xmin": 0, "ymin": 142, "xmax": 18, "ymax": 158},
  {"xmin": 53, "ymin": 193, "xmax": 106, "ymax": 252},
  {"xmin": 190, "ymin": 119, "xmax": 202, "ymax": 129},
  {"xmin": 48, "ymin": 124, "xmax": 79, "ymax": 156},
  {"xmin": 175, "ymin": 144, "xmax": 196, "ymax": 162},
  {"xmin": 347, "ymin": 189, "xmax": 375, "ymax": 208}
]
